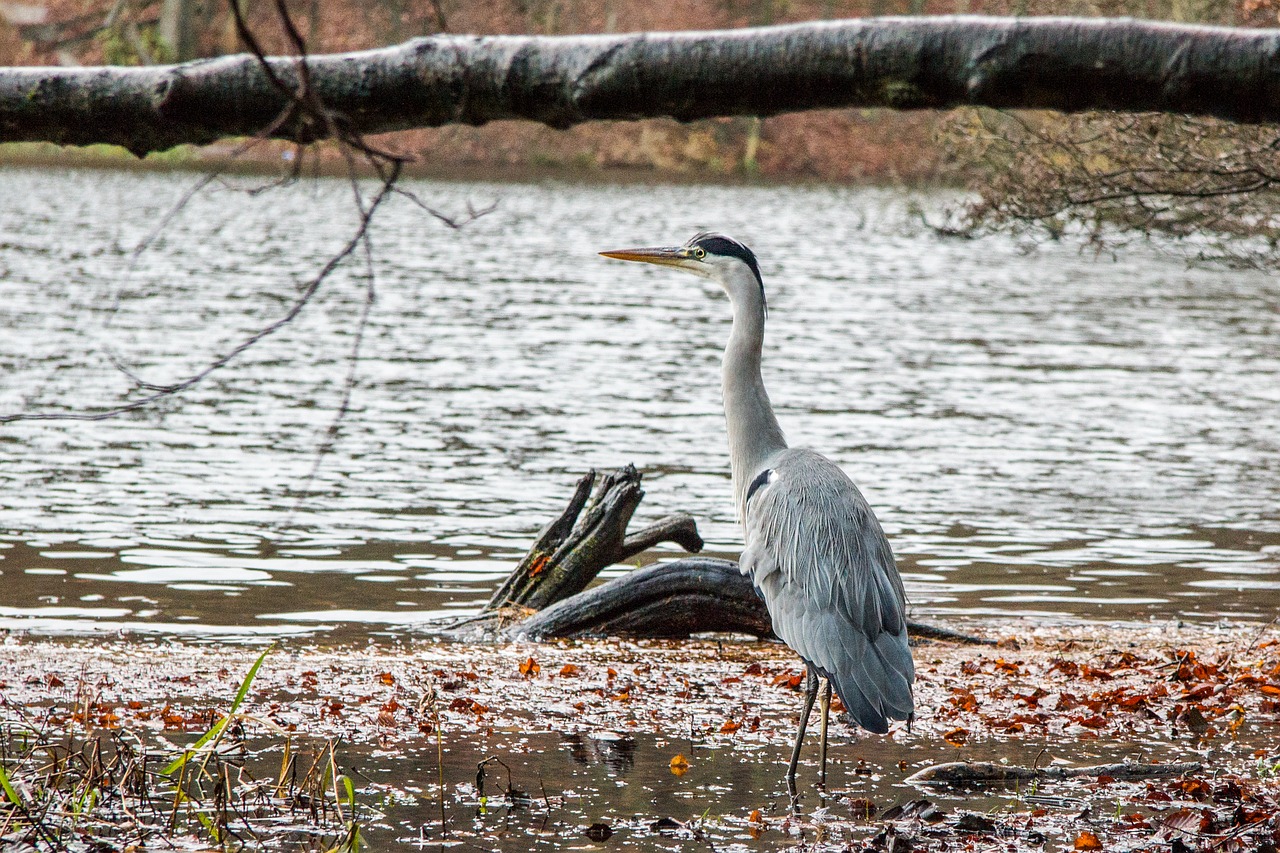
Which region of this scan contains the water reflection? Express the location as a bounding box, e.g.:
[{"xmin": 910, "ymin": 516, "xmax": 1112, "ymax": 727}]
[
  {"xmin": 564, "ymin": 731, "xmax": 638, "ymax": 775},
  {"xmin": 0, "ymin": 165, "xmax": 1277, "ymax": 638}
]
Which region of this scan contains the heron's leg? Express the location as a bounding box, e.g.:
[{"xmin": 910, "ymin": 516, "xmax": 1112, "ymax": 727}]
[
  {"xmin": 817, "ymin": 678, "xmax": 832, "ymax": 789},
  {"xmin": 786, "ymin": 666, "xmax": 819, "ymax": 799}
]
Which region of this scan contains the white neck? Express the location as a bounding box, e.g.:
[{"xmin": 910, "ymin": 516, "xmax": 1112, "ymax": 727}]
[{"xmin": 721, "ymin": 277, "xmax": 787, "ymax": 522}]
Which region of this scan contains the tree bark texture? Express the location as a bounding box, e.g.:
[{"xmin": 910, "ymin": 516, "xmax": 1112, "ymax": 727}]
[
  {"xmin": 485, "ymin": 465, "xmax": 704, "ymax": 612},
  {"xmin": 6, "ymin": 17, "xmax": 1280, "ymax": 155},
  {"xmin": 159, "ymin": 0, "xmax": 197, "ymax": 63},
  {"xmin": 512, "ymin": 557, "xmax": 776, "ymax": 640}
]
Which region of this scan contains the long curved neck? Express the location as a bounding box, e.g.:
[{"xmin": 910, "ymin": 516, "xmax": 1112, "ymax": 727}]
[{"xmin": 723, "ymin": 288, "xmax": 787, "ymax": 522}]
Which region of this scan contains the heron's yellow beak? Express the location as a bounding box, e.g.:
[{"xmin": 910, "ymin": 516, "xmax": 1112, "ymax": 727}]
[{"xmin": 599, "ymin": 246, "xmax": 699, "ymax": 270}]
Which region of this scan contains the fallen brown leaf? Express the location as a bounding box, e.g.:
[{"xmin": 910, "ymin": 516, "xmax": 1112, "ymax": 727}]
[{"xmin": 1073, "ymin": 830, "xmax": 1102, "ymax": 850}]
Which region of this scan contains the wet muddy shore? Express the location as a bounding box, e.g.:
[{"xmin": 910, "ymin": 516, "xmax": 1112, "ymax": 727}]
[{"xmin": 2, "ymin": 620, "xmax": 1278, "ymax": 850}]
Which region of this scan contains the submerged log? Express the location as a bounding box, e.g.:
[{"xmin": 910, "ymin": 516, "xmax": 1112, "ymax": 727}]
[
  {"xmin": 513, "ymin": 558, "xmax": 774, "ymax": 640},
  {"xmin": 477, "ymin": 466, "xmax": 992, "ymax": 645},
  {"xmin": 906, "ymin": 760, "xmax": 1203, "ymax": 788},
  {"xmin": 512, "ymin": 555, "xmax": 993, "ymax": 645}
]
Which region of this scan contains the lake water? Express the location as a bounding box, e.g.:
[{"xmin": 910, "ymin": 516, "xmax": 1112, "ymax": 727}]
[{"xmin": 1, "ymin": 165, "xmax": 1277, "ymax": 641}]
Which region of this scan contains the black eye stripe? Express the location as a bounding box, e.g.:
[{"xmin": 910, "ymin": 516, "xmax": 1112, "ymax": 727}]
[
  {"xmin": 692, "ymin": 235, "xmax": 757, "ymax": 268},
  {"xmin": 687, "ymin": 232, "xmax": 766, "ymax": 313}
]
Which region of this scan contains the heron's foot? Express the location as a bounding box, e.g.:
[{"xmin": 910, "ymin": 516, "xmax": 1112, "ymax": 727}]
[{"xmin": 785, "ymin": 778, "xmax": 802, "ymax": 815}]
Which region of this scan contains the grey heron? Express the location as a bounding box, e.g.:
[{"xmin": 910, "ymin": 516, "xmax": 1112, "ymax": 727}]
[{"xmin": 600, "ymin": 232, "xmax": 915, "ymax": 794}]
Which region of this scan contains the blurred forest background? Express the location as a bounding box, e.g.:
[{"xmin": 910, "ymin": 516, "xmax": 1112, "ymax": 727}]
[{"xmin": 3, "ymin": 0, "xmax": 1278, "ymax": 183}]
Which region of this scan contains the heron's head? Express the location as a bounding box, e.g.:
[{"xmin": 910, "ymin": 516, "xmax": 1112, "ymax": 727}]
[{"xmin": 600, "ymin": 231, "xmax": 766, "ymax": 314}]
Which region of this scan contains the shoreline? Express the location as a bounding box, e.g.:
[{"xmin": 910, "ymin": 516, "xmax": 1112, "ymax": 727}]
[
  {"xmin": 2, "ymin": 617, "xmax": 1276, "ymax": 716},
  {"xmin": 2, "ymin": 620, "xmax": 1276, "ymax": 851},
  {"xmin": 0, "ymin": 141, "xmax": 959, "ymax": 189}
]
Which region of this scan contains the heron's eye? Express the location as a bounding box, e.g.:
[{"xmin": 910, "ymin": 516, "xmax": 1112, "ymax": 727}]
[{"xmin": 692, "ymin": 247, "xmax": 706, "ymax": 260}]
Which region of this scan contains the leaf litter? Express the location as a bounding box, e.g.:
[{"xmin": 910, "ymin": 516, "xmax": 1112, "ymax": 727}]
[{"xmin": 0, "ymin": 619, "xmax": 1277, "ymax": 850}]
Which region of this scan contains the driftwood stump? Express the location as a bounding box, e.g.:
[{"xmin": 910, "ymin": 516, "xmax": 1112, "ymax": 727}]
[
  {"xmin": 485, "ymin": 466, "xmax": 703, "ymax": 612},
  {"xmin": 471, "ymin": 466, "xmax": 991, "ymax": 646}
]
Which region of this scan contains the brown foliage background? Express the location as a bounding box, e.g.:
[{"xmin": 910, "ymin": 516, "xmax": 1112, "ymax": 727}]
[
  {"xmin": 2, "ymin": 0, "xmax": 1276, "ymax": 194},
  {"xmin": 2, "ymin": 0, "xmax": 1239, "ymax": 182}
]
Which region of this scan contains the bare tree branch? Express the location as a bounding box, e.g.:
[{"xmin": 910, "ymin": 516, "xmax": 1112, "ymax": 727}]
[
  {"xmin": 0, "ymin": 164, "xmax": 400, "ymax": 424},
  {"xmin": 0, "ymin": 0, "xmax": 404, "ymax": 426},
  {"xmin": 943, "ymin": 107, "xmax": 1280, "ymax": 267},
  {"xmin": 8, "ymin": 17, "xmax": 1280, "ymax": 155}
]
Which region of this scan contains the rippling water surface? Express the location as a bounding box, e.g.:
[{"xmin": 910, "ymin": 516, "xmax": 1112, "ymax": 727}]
[{"xmin": 1, "ymin": 165, "xmax": 1277, "ymax": 640}]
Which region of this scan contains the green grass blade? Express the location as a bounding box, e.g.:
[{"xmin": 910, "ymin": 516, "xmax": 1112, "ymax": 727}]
[
  {"xmin": 162, "ymin": 716, "xmax": 227, "ymax": 777},
  {"xmin": 0, "ymin": 762, "xmax": 22, "ymax": 808},
  {"xmin": 229, "ymin": 643, "xmax": 274, "ymax": 715},
  {"xmin": 194, "ymin": 807, "xmax": 218, "ymax": 842},
  {"xmin": 163, "ymin": 643, "xmax": 274, "ymax": 775},
  {"xmin": 338, "ymin": 774, "xmax": 356, "ymax": 809}
]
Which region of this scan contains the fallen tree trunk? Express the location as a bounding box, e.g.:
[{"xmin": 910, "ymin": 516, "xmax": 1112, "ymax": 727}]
[
  {"xmin": 512, "ymin": 558, "xmax": 775, "ymax": 640},
  {"xmin": 511, "ymin": 556, "xmax": 993, "ymax": 644},
  {"xmin": 7, "ymin": 18, "xmax": 1280, "ymax": 154},
  {"xmin": 460, "ymin": 466, "xmax": 992, "ymax": 645}
]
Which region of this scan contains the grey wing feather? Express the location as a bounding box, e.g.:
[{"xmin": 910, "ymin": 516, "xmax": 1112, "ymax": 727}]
[{"xmin": 738, "ymin": 448, "xmax": 914, "ymax": 733}]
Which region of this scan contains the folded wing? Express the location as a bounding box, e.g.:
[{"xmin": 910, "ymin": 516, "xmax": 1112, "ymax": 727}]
[{"xmin": 738, "ymin": 448, "xmax": 914, "ymax": 733}]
